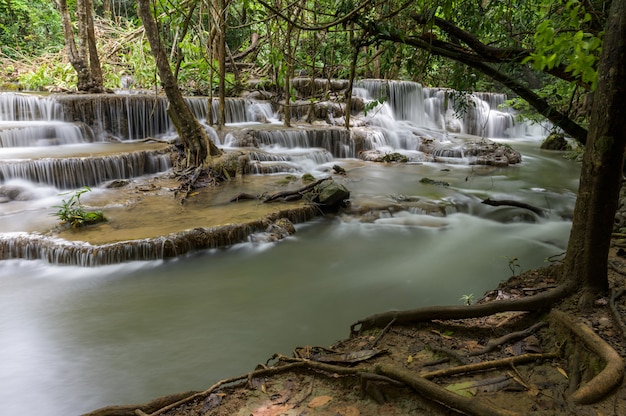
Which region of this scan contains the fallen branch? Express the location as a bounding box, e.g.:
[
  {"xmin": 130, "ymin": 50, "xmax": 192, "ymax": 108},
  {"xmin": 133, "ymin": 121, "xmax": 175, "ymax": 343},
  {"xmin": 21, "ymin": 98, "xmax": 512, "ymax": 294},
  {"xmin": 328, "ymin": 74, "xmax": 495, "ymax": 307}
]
[
  {"xmin": 550, "ymin": 309, "xmax": 625, "ymax": 404},
  {"xmin": 351, "ymin": 282, "xmax": 573, "ymax": 334}
]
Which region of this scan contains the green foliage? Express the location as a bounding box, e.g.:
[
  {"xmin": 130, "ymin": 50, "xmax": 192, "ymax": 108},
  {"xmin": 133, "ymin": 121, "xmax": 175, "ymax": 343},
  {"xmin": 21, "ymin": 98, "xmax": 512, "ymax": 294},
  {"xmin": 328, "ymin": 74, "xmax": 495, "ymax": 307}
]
[
  {"xmin": 52, "ymin": 187, "xmax": 106, "ymax": 228},
  {"xmin": 504, "ymin": 256, "xmax": 521, "ymax": 276},
  {"xmin": 523, "ymin": 0, "xmax": 602, "ymax": 90},
  {"xmin": 19, "ymin": 62, "xmax": 76, "ymax": 91},
  {"xmin": 363, "ymin": 97, "xmax": 387, "ymax": 116},
  {"xmin": 0, "ymin": 0, "xmax": 63, "ymax": 58},
  {"xmin": 459, "ymin": 293, "xmax": 474, "ymax": 306}
]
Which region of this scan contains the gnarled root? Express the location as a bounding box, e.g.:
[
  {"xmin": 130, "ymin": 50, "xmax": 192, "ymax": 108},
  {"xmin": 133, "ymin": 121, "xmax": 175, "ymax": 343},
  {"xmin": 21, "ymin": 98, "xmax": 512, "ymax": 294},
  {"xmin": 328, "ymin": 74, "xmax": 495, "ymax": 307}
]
[
  {"xmin": 550, "ymin": 309, "xmax": 625, "ymax": 404},
  {"xmin": 351, "ymin": 283, "xmax": 573, "ymax": 335},
  {"xmin": 375, "ymin": 364, "xmax": 520, "ymax": 416}
]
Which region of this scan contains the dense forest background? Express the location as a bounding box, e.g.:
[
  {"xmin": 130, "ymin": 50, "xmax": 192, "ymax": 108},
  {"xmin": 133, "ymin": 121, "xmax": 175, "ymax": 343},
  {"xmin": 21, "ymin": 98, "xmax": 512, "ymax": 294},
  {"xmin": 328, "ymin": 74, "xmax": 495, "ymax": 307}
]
[{"xmin": 0, "ymin": 0, "xmax": 607, "ymax": 132}]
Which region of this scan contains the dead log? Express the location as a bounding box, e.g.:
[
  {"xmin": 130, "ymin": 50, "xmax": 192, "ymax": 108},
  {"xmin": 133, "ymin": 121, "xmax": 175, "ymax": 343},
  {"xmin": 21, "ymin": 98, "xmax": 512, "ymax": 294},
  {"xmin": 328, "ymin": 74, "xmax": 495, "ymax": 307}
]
[{"xmin": 550, "ymin": 309, "xmax": 625, "ymax": 404}]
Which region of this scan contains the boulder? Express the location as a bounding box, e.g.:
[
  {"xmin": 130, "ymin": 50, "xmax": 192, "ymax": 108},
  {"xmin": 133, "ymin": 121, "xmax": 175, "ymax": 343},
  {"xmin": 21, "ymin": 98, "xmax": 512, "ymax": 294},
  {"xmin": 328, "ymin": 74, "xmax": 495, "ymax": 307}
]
[
  {"xmin": 308, "ymin": 180, "xmax": 350, "ymax": 211},
  {"xmin": 541, "ymin": 133, "xmax": 571, "ymax": 151}
]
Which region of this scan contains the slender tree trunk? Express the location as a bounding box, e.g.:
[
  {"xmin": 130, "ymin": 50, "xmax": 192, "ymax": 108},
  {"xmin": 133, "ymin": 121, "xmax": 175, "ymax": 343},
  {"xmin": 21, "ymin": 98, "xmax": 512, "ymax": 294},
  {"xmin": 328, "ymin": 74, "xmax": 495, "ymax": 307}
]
[
  {"xmin": 562, "ymin": 0, "xmax": 626, "ymax": 306},
  {"xmin": 83, "ymin": 0, "xmax": 104, "ymax": 91},
  {"xmin": 216, "ymin": 0, "xmax": 227, "ymax": 129},
  {"xmin": 136, "ymin": 0, "xmax": 222, "ymax": 167},
  {"xmin": 56, "ymin": 0, "xmax": 91, "ymax": 91}
]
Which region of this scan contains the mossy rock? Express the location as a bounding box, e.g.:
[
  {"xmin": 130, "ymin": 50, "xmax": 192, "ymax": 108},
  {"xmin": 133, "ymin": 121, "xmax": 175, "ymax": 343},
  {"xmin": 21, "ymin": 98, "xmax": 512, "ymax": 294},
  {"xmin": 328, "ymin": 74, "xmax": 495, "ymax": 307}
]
[{"xmin": 541, "ymin": 133, "xmax": 571, "ymax": 151}]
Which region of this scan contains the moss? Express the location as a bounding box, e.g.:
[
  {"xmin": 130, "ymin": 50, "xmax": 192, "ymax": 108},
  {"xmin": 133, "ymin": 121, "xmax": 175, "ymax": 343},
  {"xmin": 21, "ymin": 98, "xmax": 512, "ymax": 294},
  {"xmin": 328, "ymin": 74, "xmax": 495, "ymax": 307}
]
[{"xmin": 302, "ymin": 173, "xmax": 316, "ymax": 182}]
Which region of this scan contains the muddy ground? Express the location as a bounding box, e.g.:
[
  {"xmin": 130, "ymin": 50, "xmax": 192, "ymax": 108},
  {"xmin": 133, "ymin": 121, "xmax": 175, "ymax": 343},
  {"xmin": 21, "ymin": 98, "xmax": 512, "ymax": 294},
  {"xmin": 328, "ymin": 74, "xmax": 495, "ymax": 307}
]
[{"xmin": 85, "ymin": 243, "xmax": 626, "ymax": 416}]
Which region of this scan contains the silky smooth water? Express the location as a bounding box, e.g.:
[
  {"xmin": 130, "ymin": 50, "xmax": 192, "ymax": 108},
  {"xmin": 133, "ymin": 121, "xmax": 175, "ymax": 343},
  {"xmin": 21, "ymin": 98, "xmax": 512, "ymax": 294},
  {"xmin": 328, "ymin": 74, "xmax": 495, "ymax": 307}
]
[
  {"xmin": 0, "ymin": 140, "xmax": 580, "ymax": 416},
  {"xmin": 0, "ymin": 87, "xmax": 581, "ymax": 415}
]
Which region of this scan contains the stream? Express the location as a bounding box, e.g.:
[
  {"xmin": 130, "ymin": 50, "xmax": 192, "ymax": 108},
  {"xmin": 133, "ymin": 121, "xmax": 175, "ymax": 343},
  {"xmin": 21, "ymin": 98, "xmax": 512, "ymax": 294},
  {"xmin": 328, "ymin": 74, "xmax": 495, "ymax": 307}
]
[{"xmin": 0, "ymin": 83, "xmax": 580, "ymax": 415}]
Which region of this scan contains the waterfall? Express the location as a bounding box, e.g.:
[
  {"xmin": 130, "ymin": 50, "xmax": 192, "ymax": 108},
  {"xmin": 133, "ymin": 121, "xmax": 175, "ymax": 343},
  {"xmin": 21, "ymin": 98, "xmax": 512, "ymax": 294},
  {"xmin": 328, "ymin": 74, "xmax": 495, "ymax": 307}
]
[
  {"xmin": 0, "ymin": 92, "xmax": 64, "ymax": 121},
  {"xmin": 0, "ymin": 149, "xmax": 172, "ymax": 189},
  {"xmin": 354, "ymin": 80, "xmax": 518, "ymax": 139},
  {"xmin": 0, "ymin": 207, "xmax": 318, "ymax": 265},
  {"xmin": 0, "ymin": 121, "xmax": 94, "ymax": 147},
  {"xmin": 251, "ymin": 128, "xmax": 355, "ymax": 158}
]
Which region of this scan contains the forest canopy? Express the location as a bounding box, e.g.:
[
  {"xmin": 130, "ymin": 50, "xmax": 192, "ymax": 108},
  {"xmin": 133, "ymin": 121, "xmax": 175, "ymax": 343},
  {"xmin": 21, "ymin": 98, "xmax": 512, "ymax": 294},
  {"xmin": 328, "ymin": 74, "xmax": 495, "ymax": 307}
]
[{"xmin": 0, "ymin": 0, "xmax": 608, "ymax": 135}]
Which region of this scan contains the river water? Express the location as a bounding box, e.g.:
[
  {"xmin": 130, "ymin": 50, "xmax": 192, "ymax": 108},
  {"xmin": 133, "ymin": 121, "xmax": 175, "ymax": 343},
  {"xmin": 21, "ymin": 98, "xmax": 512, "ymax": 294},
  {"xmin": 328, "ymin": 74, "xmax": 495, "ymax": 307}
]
[{"xmin": 0, "ymin": 87, "xmax": 581, "ymax": 415}]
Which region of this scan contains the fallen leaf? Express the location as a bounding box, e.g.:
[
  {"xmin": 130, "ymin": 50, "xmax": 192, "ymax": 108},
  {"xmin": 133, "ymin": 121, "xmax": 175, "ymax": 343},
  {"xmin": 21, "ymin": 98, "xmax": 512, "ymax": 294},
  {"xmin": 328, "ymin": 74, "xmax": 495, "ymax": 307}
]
[
  {"xmin": 308, "ymin": 395, "xmax": 333, "ymax": 408},
  {"xmin": 556, "ymin": 367, "xmax": 568, "ymax": 379},
  {"xmin": 339, "ymin": 405, "xmax": 360, "ymax": 416},
  {"xmin": 251, "ymin": 402, "xmax": 294, "ymax": 416},
  {"xmin": 407, "ymin": 355, "xmax": 413, "ymax": 364},
  {"xmin": 445, "ymin": 381, "xmax": 476, "ymax": 397}
]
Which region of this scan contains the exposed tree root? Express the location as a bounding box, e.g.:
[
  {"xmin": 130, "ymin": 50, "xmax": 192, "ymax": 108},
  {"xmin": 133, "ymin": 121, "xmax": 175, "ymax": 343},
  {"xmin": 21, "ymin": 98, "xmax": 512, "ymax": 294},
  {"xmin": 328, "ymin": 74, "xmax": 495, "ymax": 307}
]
[
  {"xmin": 468, "ymin": 321, "xmax": 547, "ymax": 356},
  {"xmin": 350, "ymin": 282, "xmax": 573, "ymax": 334},
  {"xmin": 229, "ymin": 177, "xmax": 331, "ymax": 204},
  {"xmin": 375, "ymin": 364, "xmax": 521, "ymax": 416},
  {"xmin": 419, "ymin": 352, "xmax": 558, "ymax": 379},
  {"xmin": 550, "ymin": 309, "xmax": 626, "ymax": 404},
  {"xmin": 610, "ymin": 288, "xmax": 626, "ymax": 337},
  {"xmin": 80, "ymin": 391, "xmax": 200, "ymax": 416}
]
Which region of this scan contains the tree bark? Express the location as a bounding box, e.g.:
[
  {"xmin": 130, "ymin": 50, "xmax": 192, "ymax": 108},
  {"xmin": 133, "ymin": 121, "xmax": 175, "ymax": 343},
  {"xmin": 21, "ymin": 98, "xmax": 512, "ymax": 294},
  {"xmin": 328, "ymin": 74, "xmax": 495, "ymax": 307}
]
[
  {"xmin": 56, "ymin": 0, "xmax": 104, "ymax": 92},
  {"xmin": 561, "ymin": 0, "xmax": 626, "ymax": 302},
  {"xmin": 216, "ymin": 0, "xmax": 227, "ymax": 129},
  {"xmin": 136, "ymin": 0, "xmax": 222, "ymax": 167}
]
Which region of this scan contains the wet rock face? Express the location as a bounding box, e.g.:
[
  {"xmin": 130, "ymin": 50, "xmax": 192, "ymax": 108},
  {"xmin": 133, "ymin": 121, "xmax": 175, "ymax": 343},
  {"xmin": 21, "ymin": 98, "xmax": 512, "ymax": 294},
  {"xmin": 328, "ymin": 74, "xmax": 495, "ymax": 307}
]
[
  {"xmin": 0, "ymin": 185, "xmax": 33, "ymax": 201},
  {"xmin": 462, "ymin": 140, "xmax": 522, "ymax": 166}
]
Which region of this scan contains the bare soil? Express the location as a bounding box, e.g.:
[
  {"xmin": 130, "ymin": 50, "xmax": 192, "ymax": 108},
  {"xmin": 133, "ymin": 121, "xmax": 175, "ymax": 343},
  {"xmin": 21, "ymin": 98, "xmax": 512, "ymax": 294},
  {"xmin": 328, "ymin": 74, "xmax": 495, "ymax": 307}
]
[{"xmin": 84, "ymin": 244, "xmax": 626, "ymax": 416}]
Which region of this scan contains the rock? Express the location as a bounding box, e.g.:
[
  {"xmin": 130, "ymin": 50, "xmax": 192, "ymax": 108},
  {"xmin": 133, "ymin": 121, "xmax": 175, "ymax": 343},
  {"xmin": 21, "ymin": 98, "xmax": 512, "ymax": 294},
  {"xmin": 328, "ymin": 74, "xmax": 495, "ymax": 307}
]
[
  {"xmin": 308, "ymin": 180, "xmax": 350, "ymax": 211},
  {"xmin": 463, "ymin": 140, "xmax": 522, "ymax": 166},
  {"xmin": 359, "ymin": 150, "xmax": 409, "ymax": 163},
  {"xmin": 541, "ymin": 133, "xmax": 571, "ymax": 151},
  {"xmin": 104, "ymin": 179, "xmax": 130, "ymax": 188},
  {"xmin": 420, "ymin": 177, "xmax": 450, "ymax": 187}
]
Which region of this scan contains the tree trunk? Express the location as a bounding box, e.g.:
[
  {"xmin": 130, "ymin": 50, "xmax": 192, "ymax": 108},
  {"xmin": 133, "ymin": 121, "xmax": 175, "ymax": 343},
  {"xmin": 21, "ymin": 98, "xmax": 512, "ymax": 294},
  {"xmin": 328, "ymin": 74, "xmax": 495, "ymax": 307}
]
[
  {"xmin": 82, "ymin": 0, "xmax": 104, "ymax": 91},
  {"xmin": 136, "ymin": 0, "xmax": 222, "ymax": 167},
  {"xmin": 56, "ymin": 0, "xmax": 97, "ymax": 92},
  {"xmin": 561, "ymin": 0, "xmax": 626, "ymax": 305},
  {"xmin": 60, "ymin": 0, "xmax": 104, "ymax": 92},
  {"xmin": 216, "ymin": 0, "xmax": 227, "ymax": 129}
]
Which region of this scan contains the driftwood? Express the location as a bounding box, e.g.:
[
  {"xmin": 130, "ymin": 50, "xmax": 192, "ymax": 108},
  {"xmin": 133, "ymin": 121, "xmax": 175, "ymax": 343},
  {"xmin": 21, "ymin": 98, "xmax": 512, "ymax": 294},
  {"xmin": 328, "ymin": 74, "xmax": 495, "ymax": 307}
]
[
  {"xmin": 550, "ymin": 309, "xmax": 625, "ymax": 404},
  {"xmin": 481, "ymin": 198, "xmax": 546, "ymax": 217}
]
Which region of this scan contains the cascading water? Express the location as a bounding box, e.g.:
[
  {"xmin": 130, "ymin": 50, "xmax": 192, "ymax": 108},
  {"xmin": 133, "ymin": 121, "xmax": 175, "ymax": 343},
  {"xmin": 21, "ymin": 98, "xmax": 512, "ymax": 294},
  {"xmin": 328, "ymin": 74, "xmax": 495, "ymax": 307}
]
[{"xmin": 0, "ymin": 84, "xmax": 580, "ymax": 416}]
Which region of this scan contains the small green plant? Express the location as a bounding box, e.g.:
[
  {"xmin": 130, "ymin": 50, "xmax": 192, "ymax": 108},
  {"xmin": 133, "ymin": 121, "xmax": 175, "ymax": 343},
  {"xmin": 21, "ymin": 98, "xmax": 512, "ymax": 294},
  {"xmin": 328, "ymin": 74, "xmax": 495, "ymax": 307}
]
[
  {"xmin": 459, "ymin": 293, "xmax": 474, "ymax": 306},
  {"xmin": 504, "ymin": 256, "xmax": 521, "ymax": 276},
  {"xmin": 363, "ymin": 97, "xmax": 387, "ymax": 116},
  {"xmin": 52, "ymin": 186, "xmax": 106, "ymax": 228}
]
